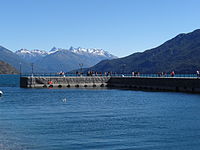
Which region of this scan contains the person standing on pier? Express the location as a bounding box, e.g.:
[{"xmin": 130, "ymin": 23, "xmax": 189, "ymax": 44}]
[
  {"xmin": 197, "ymin": 70, "xmax": 200, "ymax": 78},
  {"xmin": 170, "ymin": 71, "xmax": 175, "ymax": 77}
]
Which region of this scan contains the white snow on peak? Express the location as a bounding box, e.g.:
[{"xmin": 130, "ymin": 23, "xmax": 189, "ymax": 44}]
[
  {"xmin": 16, "ymin": 49, "xmax": 48, "ymax": 56},
  {"xmin": 49, "ymin": 47, "xmax": 68, "ymax": 54},
  {"xmin": 68, "ymin": 47, "xmax": 114, "ymax": 57},
  {"xmin": 48, "ymin": 46, "xmax": 114, "ymax": 57},
  {"xmin": 16, "ymin": 46, "xmax": 117, "ymax": 59}
]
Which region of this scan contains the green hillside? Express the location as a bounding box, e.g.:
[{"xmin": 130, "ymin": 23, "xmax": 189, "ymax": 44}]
[
  {"xmin": 89, "ymin": 29, "xmax": 200, "ymax": 74},
  {"xmin": 0, "ymin": 61, "xmax": 18, "ymax": 74}
]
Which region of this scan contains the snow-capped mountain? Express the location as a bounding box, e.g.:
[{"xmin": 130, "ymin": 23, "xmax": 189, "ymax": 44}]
[
  {"xmin": 16, "ymin": 46, "xmax": 116, "ymax": 57},
  {"xmin": 16, "ymin": 49, "xmax": 48, "ymax": 62},
  {"xmin": 16, "ymin": 49, "xmax": 48, "ymax": 56},
  {"xmin": 15, "ymin": 46, "xmax": 117, "ymax": 72},
  {"xmin": 48, "ymin": 46, "xmax": 117, "ymax": 58},
  {"xmin": 68, "ymin": 46, "xmax": 115, "ymax": 57}
]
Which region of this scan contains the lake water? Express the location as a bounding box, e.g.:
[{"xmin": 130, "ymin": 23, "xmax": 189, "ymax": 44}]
[{"xmin": 0, "ymin": 75, "xmax": 200, "ymax": 150}]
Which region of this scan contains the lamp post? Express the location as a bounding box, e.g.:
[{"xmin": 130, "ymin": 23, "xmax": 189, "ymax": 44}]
[
  {"xmin": 31, "ymin": 63, "xmax": 34, "ymax": 77},
  {"xmin": 79, "ymin": 63, "xmax": 83, "ymax": 76},
  {"xmin": 19, "ymin": 63, "xmax": 22, "ymax": 77},
  {"xmin": 122, "ymin": 64, "xmax": 126, "ymax": 75}
]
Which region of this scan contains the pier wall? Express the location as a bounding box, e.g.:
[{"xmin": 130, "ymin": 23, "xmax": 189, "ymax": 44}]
[
  {"xmin": 107, "ymin": 77, "xmax": 200, "ymax": 93},
  {"xmin": 20, "ymin": 76, "xmax": 200, "ymax": 93},
  {"xmin": 20, "ymin": 76, "xmax": 111, "ymax": 88}
]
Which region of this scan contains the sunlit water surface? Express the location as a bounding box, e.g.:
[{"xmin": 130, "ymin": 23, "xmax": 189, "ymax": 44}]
[{"xmin": 0, "ymin": 75, "xmax": 200, "ymax": 150}]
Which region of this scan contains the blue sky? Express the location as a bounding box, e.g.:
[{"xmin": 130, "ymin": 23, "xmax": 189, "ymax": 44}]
[{"xmin": 0, "ymin": 0, "xmax": 200, "ymax": 57}]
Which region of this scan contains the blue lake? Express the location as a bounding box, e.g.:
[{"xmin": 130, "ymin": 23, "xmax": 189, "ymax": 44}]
[{"xmin": 0, "ymin": 75, "xmax": 200, "ymax": 149}]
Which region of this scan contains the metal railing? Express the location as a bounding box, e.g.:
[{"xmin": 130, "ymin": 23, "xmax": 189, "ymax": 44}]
[{"xmin": 20, "ymin": 73, "xmax": 199, "ymax": 78}]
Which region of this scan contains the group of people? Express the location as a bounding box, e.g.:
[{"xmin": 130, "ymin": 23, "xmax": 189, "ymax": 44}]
[
  {"xmin": 87, "ymin": 71, "xmax": 112, "ymax": 76},
  {"xmin": 58, "ymin": 71, "xmax": 114, "ymax": 77},
  {"xmin": 156, "ymin": 71, "xmax": 175, "ymax": 77},
  {"xmin": 157, "ymin": 70, "xmax": 200, "ymax": 78},
  {"xmin": 57, "ymin": 70, "xmax": 200, "ymax": 78},
  {"xmin": 131, "ymin": 72, "xmax": 140, "ymax": 76}
]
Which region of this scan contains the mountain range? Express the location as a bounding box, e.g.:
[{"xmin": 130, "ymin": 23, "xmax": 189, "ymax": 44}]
[
  {"xmin": 15, "ymin": 47, "xmax": 117, "ymax": 72},
  {"xmin": 88, "ymin": 29, "xmax": 200, "ymax": 74},
  {"xmin": 0, "ymin": 46, "xmax": 117, "ymax": 73}
]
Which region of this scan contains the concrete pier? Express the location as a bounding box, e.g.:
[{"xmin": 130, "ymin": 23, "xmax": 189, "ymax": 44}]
[
  {"xmin": 20, "ymin": 76, "xmax": 200, "ymax": 93},
  {"xmin": 20, "ymin": 76, "xmax": 111, "ymax": 88}
]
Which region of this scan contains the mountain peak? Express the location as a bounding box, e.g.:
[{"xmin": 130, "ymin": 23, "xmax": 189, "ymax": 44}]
[
  {"xmin": 50, "ymin": 46, "xmax": 57, "ymax": 52},
  {"xmin": 69, "ymin": 46, "xmax": 74, "ymax": 51}
]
